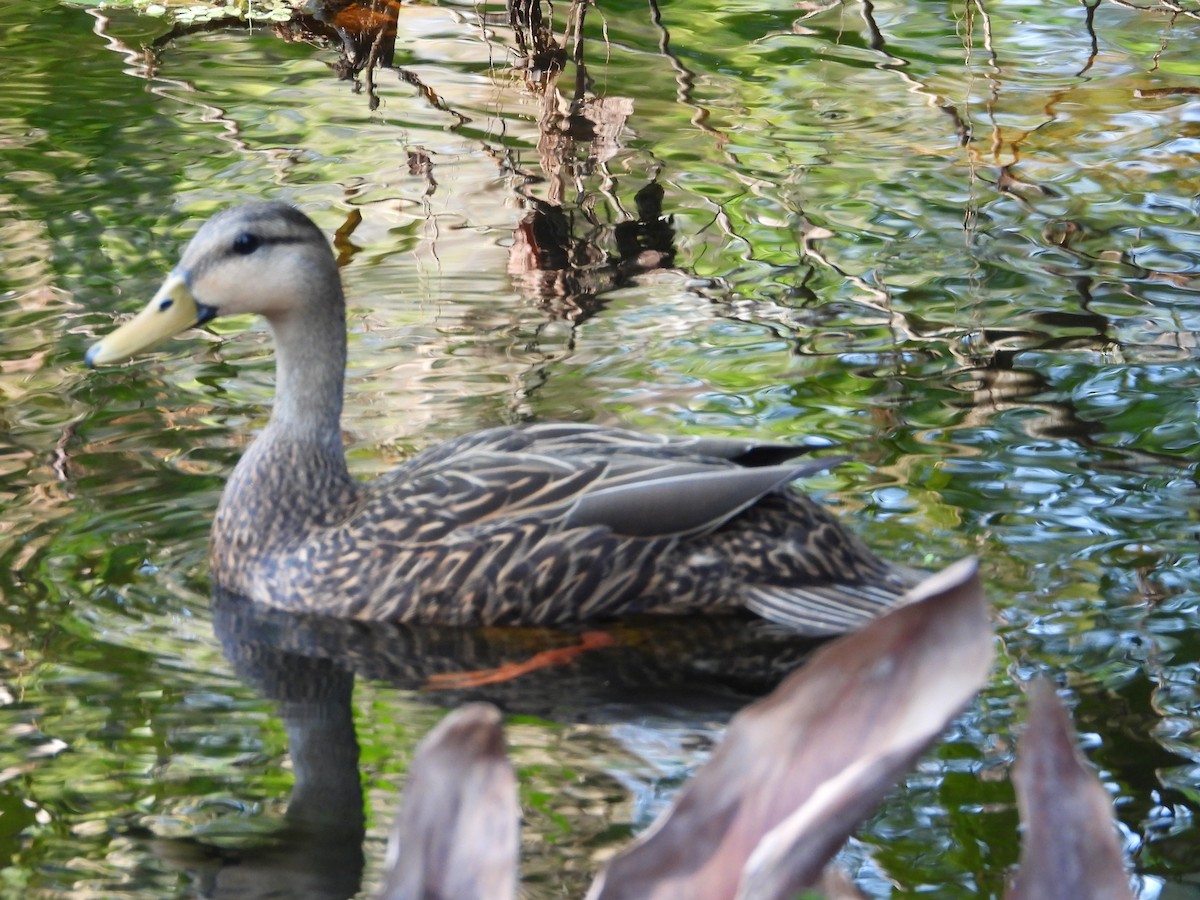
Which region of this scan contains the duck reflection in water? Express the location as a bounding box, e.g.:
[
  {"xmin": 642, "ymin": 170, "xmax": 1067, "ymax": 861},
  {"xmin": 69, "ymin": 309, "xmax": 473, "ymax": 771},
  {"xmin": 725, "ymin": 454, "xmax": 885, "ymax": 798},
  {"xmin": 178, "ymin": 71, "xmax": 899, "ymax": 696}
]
[
  {"xmin": 152, "ymin": 586, "xmax": 826, "ymax": 899},
  {"xmin": 124, "ymin": 566, "xmax": 822, "ymax": 898}
]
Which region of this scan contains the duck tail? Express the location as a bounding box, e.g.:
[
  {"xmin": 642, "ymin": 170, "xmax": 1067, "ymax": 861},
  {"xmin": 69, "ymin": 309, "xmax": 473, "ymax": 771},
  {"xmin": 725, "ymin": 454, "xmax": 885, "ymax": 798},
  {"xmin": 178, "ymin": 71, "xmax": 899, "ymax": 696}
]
[{"xmin": 742, "ymin": 570, "xmax": 922, "ymax": 636}]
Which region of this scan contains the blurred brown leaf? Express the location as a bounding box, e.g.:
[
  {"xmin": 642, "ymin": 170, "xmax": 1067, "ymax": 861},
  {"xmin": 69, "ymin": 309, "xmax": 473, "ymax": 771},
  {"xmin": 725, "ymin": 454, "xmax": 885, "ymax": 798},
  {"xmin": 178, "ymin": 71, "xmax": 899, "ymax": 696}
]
[
  {"xmin": 377, "ymin": 703, "xmax": 519, "ymax": 900},
  {"xmin": 587, "ymin": 557, "xmax": 993, "ymax": 900},
  {"xmin": 1006, "ymin": 678, "xmax": 1135, "ymax": 900}
]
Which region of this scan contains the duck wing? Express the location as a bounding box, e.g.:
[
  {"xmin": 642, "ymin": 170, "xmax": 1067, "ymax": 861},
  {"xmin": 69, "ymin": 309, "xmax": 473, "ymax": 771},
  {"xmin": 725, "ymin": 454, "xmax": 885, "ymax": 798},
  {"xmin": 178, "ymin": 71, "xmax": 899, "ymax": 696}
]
[
  {"xmin": 565, "ymin": 457, "xmax": 844, "ymax": 538},
  {"xmin": 377, "ymin": 424, "xmax": 841, "ymax": 541}
]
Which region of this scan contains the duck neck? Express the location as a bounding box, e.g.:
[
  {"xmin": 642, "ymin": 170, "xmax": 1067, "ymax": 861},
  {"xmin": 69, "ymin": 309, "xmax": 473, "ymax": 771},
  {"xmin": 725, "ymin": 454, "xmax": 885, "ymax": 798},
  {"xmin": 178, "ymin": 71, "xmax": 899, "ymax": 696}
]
[
  {"xmin": 267, "ymin": 296, "xmax": 349, "ymax": 451},
  {"xmin": 211, "ymin": 290, "xmax": 359, "ymax": 587}
]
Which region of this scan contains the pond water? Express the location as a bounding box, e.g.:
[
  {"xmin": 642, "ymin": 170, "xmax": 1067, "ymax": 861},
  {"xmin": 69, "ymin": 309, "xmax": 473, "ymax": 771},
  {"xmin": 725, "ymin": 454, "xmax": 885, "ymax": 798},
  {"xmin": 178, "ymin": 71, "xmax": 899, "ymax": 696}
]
[{"xmin": 1, "ymin": 0, "xmax": 1198, "ymax": 896}]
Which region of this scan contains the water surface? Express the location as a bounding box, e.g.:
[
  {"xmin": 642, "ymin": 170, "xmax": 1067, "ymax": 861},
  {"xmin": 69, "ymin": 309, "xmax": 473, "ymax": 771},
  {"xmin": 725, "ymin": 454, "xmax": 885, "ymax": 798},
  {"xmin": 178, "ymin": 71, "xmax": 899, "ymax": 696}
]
[{"xmin": 1, "ymin": 0, "xmax": 1198, "ymax": 896}]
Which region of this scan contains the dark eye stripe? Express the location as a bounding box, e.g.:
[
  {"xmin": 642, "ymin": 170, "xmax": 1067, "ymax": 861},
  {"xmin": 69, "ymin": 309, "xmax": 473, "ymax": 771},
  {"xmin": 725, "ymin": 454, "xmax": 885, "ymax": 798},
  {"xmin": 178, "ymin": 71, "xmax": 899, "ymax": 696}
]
[{"xmin": 225, "ymin": 233, "xmax": 307, "ymax": 259}]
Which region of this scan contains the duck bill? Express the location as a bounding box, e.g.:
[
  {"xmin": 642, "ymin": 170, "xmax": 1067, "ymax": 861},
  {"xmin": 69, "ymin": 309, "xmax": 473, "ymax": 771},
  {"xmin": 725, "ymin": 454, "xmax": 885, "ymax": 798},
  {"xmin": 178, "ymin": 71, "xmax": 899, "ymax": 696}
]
[{"xmin": 86, "ymin": 272, "xmax": 213, "ymax": 367}]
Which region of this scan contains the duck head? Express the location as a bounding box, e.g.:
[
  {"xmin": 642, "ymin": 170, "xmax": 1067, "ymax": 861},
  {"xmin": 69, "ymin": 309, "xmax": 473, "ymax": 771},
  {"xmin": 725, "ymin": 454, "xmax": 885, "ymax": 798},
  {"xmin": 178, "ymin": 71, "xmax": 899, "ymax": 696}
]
[{"xmin": 86, "ymin": 201, "xmax": 338, "ymax": 367}]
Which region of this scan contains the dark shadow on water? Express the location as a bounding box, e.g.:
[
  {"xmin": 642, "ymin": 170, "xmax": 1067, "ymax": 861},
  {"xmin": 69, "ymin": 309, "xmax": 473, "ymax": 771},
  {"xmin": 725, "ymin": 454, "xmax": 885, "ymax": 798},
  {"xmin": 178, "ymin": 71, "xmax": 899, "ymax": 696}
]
[{"xmin": 508, "ymin": 185, "xmax": 677, "ymax": 326}]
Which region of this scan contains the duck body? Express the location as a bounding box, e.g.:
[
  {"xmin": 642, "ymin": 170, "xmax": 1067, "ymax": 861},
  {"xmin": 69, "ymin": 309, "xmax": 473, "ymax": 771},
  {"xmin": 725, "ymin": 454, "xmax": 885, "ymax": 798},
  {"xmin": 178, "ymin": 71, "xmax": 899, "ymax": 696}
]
[{"xmin": 88, "ymin": 202, "xmax": 917, "ymax": 635}]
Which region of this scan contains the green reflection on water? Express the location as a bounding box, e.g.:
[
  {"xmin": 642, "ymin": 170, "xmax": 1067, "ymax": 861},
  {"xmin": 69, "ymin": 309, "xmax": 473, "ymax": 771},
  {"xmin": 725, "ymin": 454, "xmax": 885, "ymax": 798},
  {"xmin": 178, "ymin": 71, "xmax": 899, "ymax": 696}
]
[{"xmin": 0, "ymin": 0, "xmax": 1197, "ymax": 896}]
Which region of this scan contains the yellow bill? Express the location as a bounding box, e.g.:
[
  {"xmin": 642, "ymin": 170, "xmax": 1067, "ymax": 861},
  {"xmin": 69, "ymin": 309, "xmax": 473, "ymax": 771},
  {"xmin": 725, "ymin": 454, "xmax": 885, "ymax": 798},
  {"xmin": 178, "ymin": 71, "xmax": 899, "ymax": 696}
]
[{"xmin": 86, "ymin": 272, "xmax": 210, "ymax": 367}]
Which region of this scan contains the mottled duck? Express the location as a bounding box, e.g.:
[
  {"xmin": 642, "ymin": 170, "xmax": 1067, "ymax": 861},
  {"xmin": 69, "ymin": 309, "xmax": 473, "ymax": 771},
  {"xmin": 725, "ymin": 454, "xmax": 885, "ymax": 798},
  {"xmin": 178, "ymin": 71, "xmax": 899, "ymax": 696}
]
[{"xmin": 87, "ymin": 202, "xmax": 917, "ymax": 634}]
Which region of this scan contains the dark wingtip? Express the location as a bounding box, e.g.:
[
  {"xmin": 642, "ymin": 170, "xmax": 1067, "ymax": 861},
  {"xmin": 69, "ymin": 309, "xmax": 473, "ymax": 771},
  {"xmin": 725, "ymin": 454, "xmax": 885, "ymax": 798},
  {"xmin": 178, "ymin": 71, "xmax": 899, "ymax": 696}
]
[{"xmin": 733, "ymin": 438, "xmax": 839, "ymax": 467}]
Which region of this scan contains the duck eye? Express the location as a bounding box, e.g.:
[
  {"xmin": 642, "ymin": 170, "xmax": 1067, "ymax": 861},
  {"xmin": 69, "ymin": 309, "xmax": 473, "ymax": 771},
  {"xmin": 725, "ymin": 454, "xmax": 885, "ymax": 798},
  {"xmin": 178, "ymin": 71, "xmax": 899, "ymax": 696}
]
[{"xmin": 232, "ymin": 232, "xmax": 261, "ymax": 255}]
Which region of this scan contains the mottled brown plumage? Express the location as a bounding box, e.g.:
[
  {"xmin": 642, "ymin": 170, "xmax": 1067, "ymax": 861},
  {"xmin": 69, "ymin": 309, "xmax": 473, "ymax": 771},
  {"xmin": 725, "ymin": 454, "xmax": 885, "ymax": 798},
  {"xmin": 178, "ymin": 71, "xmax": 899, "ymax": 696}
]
[{"xmin": 88, "ymin": 202, "xmax": 919, "ymax": 635}]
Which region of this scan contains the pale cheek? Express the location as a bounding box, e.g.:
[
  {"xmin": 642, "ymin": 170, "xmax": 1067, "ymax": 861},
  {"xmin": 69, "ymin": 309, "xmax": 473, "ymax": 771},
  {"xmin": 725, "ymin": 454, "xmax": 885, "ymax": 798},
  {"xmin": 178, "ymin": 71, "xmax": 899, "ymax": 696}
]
[{"xmin": 196, "ymin": 262, "xmax": 288, "ymax": 315}]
